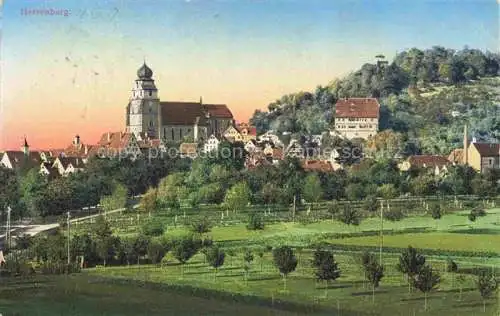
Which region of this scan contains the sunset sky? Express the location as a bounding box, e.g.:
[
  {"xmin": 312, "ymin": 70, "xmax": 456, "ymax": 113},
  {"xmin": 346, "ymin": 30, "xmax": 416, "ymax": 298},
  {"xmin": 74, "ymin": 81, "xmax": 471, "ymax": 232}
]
[{"xmin": 1, "ymin": 0, "xmax": 498, "ymax": 150}]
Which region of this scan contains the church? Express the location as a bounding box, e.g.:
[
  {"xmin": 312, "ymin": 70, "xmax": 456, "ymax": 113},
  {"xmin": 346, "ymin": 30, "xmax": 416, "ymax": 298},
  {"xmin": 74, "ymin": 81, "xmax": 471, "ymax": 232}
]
[{"xmin": 125, "ymin": 63, "xmax": 234, "ymax": 143}]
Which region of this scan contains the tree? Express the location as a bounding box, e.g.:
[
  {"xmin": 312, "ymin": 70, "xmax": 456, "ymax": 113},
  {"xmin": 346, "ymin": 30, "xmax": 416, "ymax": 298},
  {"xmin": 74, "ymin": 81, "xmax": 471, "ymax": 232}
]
[
  {"xmin": 431, "ymin": 204, "xmax": 442, "ymax": 229},
  {"xmin": 477, "ymin": 271, "xmax": 498, "ymax": 313},
  {"xmin": 141, "ymin": 218, "xmax": 165, "ymax": 237},
  {"xmin": 246, "ymin": 212, "xmax": 265, "ymax": 230},
  {"xmin": 413, "ymin": 265, "xmax": 440, "ymax": 311},
  {"xmin": 272, "ymin": 246, "xmax": 298, "ymax": 292},
  {"xmin": 173, "ymin": 236, "xmax": 200, "ymax": 277},
  {"xmin": 468, "ymin": 211, "xmax": 477, "ymax": 228},
  {"xmin": 327, "ymin": 202, "xmax": 341, "ymax": 221},
  {"xmin": 363, "ymin": 195, "xmax": 379, "ymax": 213},
  {"xmin": 338, "ymin": 203, "xmax": 361, "ymax": 227},
  {"xmin": 206, "ymin": 246, "xmax": 225, "ymax": 281},
  {"xmin": 396, "ymin": 246, "xmax": 426, "ymax": 293},
  {"xmin": 243, "ymin": 249, "xmax": 254, "ymax": 285},
  {"xmin": 365, "ymin": 260, "xmax": 384, "ymax": 303},
  {"xmin": 302, "ymin": 173, "xmax": 322, "ymax": 213},
  {"xmin": 446, "ymin": 258, "xmax": 458, "ymax": 288},
  {"xmin": 133, "ymin": 234, "xmax": 150, "ymax": 265},
  {"xmin": 15, "ymin": 234, "xmax": 32, "ymax": 250},
  {"xmin": 190, "ymin": 217, "xmax": 212, "ymax": 242},
  {"xmin": 147, "ymin": 240, "xmax": 166, "ymax": 264},
  {"xmin": 360, "ymin": 251, "xmax": 377, "ymax": 289},
  {"xmin": 96, "ymin": 236, "xmax": 116, "ymax": 267},
  {"xmin": 223, "ymin": 181, "xmax": 251, "ymax": 215},
  {"xmin": 140, "ymin": 187, "xmax": 158, "ymax": 217},
  {"xmin": 312, "ymin": 248, "xmax": 341, "ymax": 297},
  {"xmin": 456, "ymin": 274, "xmax": 467, "ymax": 301},
  {"xmin": 99, "ymin": 183, "xmax": 128, "ymax": 216}
]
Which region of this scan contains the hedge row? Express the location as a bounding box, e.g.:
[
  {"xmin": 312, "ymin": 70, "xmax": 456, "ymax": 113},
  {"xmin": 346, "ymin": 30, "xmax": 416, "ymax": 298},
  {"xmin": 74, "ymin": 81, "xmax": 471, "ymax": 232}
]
[{"xmin": 316, "ymin": 242, "xmax": 499, "ymax": 259}]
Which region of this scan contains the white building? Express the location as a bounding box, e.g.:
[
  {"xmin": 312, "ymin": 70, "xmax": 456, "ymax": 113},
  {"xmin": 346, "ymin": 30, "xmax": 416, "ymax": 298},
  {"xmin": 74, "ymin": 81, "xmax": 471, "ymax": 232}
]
[
  {"xmin": 203, "ymin": 135, "xmax": 220, "ymax": 153},
  {"xmin": 334, "ymin": 98, "xmax": 380, "ymax": 140}
]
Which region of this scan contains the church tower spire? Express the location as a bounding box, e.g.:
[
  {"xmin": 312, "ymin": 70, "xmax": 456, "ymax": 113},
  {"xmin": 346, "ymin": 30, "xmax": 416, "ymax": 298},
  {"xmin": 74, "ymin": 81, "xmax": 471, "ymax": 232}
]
[
  {"xmin": 126, "ymin": 62, "xmax": 160, "ymax": 138},
  {"xmin": 21, "ymin": 136, "xmax": 29, "ymax": 155}
]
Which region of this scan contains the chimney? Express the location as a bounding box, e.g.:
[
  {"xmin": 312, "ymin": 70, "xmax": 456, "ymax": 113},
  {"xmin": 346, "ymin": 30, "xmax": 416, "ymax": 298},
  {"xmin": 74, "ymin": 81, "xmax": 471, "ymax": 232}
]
[{"xmin": 463, "ymin": 124, "xmax": 468, "ymax": 165}]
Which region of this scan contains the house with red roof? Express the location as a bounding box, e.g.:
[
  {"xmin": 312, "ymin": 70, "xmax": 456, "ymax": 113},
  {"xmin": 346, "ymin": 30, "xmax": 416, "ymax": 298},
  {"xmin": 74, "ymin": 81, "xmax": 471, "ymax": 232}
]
[
  {"xmin": 398, "ymin": 155, "xmax": 451, "ymax": 176},
  {"xmin": 334, "ymin": 98, "xmax": 380, "ymax": 139}
]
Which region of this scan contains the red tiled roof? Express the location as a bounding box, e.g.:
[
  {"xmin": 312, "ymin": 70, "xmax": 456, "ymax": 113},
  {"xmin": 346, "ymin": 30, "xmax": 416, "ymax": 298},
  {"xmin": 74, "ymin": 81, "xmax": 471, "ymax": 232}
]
[
  {"xmin": 236, "ymin": 125, "xmax": 257, "ymax": 136},
  {"xmin": 160, "ymin": 102, "xmax": 207, "ymax": 126},
  {"xmin": 335, "ymin": 98, "xmax": 380, "ymax": 118},
  {"xmin": 204, "ymin": 104, "xmax": 233, "ymax": 118},
  {"xmin": 472, "ymin": 143, "xmax": 500, "ymax": 157},
  {"xmin": 63, "ymin": 143, "xmax": 93, "ymax": 158},
  {"xmin": 97, "ymin": 132, "xmax": 135, "ymax": 149},
  {"xmin": 302, "ymin": 159, "xmax": 333, "ymax": 172},
  {"xmin": 408, "ymin": 155, "xmax": 451, "ymax": 168}
]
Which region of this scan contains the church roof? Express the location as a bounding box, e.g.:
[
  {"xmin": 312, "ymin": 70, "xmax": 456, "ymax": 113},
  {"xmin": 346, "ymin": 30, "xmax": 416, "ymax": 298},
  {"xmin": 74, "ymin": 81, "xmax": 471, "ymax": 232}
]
[
  {"xmin": 137, "ymin": 63, "xmax": 153, "ymax": 80},
  {"xmin": 203, "ymin": 104, "xmax": 233, "ymax": 118},
  {"xmin": 160, "ymin": 102, "xmax": 208, "ymax": 126}
]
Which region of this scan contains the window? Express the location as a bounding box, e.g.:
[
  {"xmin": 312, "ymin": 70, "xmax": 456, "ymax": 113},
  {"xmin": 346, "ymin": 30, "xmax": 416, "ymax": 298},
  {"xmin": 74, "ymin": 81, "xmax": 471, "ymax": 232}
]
[
  {"xmin": 149, "ymin": 121, "xmax": 153, "ymax": 127},
  {"xmin": 171, "ymin": 129, "xmax": 174, "ymax": 140},
  {"xmin": 180, "ymin": 129, "xmax": 183, "ymax": 139},
  {"xmin": 148, "ymin": 91, "xmax": 152, "ymax": 96}
]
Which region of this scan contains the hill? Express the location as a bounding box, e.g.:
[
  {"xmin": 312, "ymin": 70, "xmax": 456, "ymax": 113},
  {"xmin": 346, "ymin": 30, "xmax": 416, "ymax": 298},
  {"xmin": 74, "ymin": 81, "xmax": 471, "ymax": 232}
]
[{"xmin": 250, "ymin": 47, "xmax": 500, "ymax": 155}]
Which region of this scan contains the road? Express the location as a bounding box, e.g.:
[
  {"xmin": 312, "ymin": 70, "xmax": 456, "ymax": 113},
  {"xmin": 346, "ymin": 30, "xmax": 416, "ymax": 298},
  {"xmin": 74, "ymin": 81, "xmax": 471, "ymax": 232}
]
[{"xmin": 0, "ymin": 204, "xmax": 139, "ymax": 247}]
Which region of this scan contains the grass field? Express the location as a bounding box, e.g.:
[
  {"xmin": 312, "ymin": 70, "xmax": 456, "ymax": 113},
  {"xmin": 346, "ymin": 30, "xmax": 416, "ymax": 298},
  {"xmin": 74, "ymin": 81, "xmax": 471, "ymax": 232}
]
[
  {"xmin": 3, "ymin": 207, "xmax": 499, "ymax": 315},
  {"xmin": 0, "ymin": 274, "xmax": 300, "ymax": 316}
]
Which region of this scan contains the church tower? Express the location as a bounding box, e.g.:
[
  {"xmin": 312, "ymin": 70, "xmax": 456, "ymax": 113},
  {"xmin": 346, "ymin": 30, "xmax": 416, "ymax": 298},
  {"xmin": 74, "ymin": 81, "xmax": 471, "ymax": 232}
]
[{"xmin": 126, "ymin": 62, "xmax": 160, "ymax": 138}]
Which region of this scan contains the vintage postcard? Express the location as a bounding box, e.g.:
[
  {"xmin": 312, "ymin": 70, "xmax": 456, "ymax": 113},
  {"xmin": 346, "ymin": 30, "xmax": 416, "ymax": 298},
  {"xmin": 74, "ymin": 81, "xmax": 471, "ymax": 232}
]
[{"xmin": 0, "ymin": 0, "xmax": 499, "ymax": 315}]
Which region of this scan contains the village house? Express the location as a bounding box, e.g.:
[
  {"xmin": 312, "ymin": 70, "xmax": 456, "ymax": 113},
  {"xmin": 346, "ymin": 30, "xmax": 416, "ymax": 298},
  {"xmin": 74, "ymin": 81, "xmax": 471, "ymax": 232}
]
[
  {"xmin": 203, "ymin": 135, "xmax": 220, "ymax": 153},
  {"xmin": 223, "ymin": 125, "xmax": 244, "ymax": 143},
  {"xmin": 179, "ymin": 143, "xmax": 198, "ymax": 159},
  {"xmin": 301, "ymin": 159, "xmax": 334, "ymax": 173},
  {"xmin": 448, "ymin": 125, "xmax": 500, "ymax": 173},
  {"xmin": 0, "ymin": 139, "xmax": 42, "ymax": 171},
  {"xmin": 244, "ymin": 139, "xmax": 258, "ymax": 153},
  {"xmin": 398, "ymin": 155, "xmax": 451, "ymax": 176},
  {"xmin": 93, "ymin": 131, "xmax": 142, "ymax": 160},
  {"xmin": 257, "ymin": 130, "xmax": 283, "ymax": 148},
  {"xmin": 334, "ymin": 98, "xmax": 380, "ymax": 140},
  {"xmin": 236, "ymin": 123, "xmax": 257, "ymax": 142},
  {"xmin": 52, "ymin": 157, "xmax": 85, "ymax": 176},
  {"xmin": 61, "ymin": 135, "xmax": 94, "ymax": 162}
]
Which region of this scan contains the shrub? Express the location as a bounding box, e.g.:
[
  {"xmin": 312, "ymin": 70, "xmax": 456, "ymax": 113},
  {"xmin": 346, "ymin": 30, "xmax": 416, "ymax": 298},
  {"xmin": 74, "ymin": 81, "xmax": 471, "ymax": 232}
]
[
  {"xmin": 246, "ymin": 212, "xmax": 265, "ymax": 230},
  {"xmin": 384, "ymin": 208, "xmax": 405, "ymax": 221},
  {"xmin": 141, "ymin": 220, "xmax": 165, "ymax": 237},
  {"xmin": 471, "ymin": 207, "xmax": 486, "ymax": 217},
  {"xmin": 147, "ymin": 240, "xmax": 166, "ymax": 264}
]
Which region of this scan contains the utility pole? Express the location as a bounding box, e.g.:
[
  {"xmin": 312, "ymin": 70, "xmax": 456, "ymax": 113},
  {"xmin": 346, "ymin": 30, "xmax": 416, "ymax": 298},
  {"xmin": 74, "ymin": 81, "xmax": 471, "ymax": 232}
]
[
  {"xmin": 379, "ymin": 200, "xmax": 384, "ymax": 265},
  {"xmin": 67, "ymin": 211, "xmax": 71, "ymax": 265},
  {"xmin": 6, "ymin": 206, "xmax": 11, "ymax": 251}
]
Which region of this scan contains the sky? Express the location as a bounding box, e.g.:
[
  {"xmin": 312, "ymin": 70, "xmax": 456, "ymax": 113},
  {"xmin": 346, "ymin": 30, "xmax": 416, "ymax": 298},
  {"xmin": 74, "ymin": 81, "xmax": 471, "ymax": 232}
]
[{"xmin": 0, "ymin": 0, "xmax": 498, "ymax": 150}]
